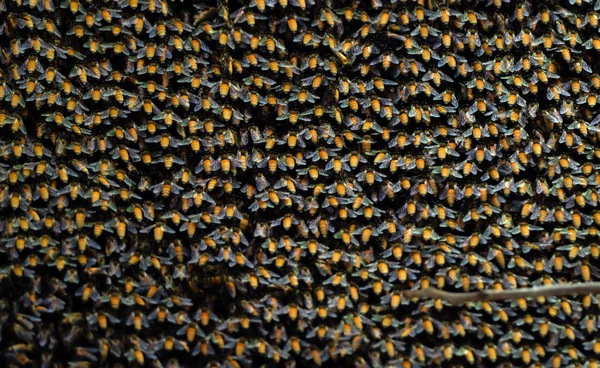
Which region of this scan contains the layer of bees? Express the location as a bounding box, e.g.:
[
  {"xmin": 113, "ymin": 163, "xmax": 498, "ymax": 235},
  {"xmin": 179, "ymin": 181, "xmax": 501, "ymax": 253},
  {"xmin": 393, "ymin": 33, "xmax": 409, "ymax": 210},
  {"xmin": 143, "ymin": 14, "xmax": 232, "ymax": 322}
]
[{"xmin": 2, "ymin": 0, "xmax": 600, "ymax": 366}]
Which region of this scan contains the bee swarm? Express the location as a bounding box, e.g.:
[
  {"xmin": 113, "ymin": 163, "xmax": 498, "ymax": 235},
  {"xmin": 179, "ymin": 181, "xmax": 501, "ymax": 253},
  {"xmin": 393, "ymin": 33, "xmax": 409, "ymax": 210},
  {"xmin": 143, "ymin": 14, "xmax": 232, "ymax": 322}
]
[{"xmin": 1, "ymin": 0, "xmax": 600, "ymax": 367}]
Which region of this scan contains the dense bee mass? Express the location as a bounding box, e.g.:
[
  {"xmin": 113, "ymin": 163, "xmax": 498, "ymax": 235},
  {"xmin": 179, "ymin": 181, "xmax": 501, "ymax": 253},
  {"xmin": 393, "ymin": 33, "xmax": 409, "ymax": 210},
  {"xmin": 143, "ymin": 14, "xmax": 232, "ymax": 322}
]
[{"xmin": 2, "ymin": 0, "xmax": 600, "ymax": 366}]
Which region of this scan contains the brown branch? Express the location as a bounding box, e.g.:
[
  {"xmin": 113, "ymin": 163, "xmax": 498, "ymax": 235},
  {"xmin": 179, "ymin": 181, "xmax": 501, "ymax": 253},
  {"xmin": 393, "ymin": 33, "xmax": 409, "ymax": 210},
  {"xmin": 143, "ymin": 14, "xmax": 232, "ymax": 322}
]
[{"xmin": 402, "ymin": 282, "xmax": 600, "ymax": 306}]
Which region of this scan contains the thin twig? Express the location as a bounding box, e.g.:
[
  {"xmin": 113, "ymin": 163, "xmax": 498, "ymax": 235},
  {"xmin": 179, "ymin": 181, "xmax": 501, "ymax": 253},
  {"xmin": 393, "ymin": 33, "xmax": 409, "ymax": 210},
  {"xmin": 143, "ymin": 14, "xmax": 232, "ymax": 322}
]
[{"xmin": 402, "ymin": 282, "xmax": 600, "ymax": 306}]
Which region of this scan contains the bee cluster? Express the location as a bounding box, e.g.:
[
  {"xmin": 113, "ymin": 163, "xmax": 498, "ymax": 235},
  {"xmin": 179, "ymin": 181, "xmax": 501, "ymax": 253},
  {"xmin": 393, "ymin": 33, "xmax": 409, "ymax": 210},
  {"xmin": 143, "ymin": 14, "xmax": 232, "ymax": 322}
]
[{"xmin": 2, "ymin": 0, "xmax": 600, "ymax": 366}]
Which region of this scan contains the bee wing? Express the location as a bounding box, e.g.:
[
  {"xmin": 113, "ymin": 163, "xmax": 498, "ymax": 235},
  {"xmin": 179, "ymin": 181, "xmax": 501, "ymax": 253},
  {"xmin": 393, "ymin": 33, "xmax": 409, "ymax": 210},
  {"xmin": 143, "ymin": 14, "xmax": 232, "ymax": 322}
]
[{"xmin": 140, "ymin": 224, "xmax": 155, "ymax": 233}]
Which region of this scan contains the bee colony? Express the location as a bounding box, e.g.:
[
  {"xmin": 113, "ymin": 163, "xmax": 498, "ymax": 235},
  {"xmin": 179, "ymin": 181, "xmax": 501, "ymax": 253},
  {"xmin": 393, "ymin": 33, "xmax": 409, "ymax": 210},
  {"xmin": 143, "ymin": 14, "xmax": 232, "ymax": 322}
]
[{"xmin": 1, "ymin": 0, "xmax": 600, "ymax": 367}]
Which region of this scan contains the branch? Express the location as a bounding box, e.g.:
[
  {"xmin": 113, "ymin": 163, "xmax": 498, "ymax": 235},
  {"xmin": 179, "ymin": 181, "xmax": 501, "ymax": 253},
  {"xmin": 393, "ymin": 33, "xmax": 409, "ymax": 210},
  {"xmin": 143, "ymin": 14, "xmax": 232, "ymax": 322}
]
[{"xmin": 402, "ymin": 282, "xmax": 600, "ymax": 306}]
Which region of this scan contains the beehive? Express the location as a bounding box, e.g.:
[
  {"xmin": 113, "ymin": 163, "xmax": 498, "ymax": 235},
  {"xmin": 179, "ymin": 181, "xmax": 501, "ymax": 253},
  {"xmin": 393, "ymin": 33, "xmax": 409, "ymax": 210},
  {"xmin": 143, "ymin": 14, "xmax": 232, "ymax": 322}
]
[{"xmin": 1, "ymin": 0, "xmax": 600, "ymax": 367}]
